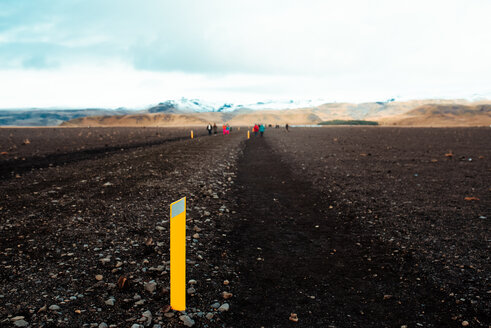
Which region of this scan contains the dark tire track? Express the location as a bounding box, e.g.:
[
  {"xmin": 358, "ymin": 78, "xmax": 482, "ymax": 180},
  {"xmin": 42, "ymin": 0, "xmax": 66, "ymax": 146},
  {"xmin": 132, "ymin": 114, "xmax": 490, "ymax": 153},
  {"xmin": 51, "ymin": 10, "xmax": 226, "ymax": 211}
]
[
  {"xmin": 0, "ymin": 134, "xmax": 202, "ymax": 179},
  {"xmin": 224, "ymin": 136, "xmax": 460, "ymax": 327}
]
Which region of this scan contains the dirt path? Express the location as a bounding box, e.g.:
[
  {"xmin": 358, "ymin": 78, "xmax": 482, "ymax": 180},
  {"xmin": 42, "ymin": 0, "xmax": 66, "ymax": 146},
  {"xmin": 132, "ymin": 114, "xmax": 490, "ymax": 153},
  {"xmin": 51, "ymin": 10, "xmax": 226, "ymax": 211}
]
[{"xmin": 223, "ymin": 136, "xmax": 460, "ymax": 327}]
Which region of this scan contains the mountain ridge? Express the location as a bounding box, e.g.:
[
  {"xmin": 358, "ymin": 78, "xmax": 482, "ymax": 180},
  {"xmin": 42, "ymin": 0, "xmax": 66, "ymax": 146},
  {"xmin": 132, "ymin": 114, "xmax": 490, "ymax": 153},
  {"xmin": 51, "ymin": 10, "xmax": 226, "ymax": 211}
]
[
  {"xmin": 60, "ymin": 100, "xmax": 491, "ymax": 127},
  {"xmin": 2, "ymin": 98, "xmax": 490, "ymax": 126}
]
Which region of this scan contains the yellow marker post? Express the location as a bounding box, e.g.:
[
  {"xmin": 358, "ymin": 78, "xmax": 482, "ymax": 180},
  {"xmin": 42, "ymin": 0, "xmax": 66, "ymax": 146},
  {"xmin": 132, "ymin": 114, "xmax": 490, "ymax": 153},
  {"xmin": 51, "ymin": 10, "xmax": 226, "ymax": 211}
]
[
  {"xmin": 247, "ymin": 130, "xmax": 250, "ymax": 139},
  {"xmin": 191, "ymin": 130, "xmax": 194, "ymax": 139},
  {"xmin": 170, "ymin": 197, "xmax": 186, "ymax": 311}
]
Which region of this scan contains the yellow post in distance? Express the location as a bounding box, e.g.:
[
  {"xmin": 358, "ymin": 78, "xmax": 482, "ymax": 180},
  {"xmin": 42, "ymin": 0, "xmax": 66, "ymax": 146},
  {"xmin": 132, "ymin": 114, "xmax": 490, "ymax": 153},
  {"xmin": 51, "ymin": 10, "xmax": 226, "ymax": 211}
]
[
  {"xmin": 247, "ymin": 130, "xmax": 250, "ymax": 139},
  {"xmin": 191, "ymin": 130, "xmax": 194, "ymax": 139},
  {"xmin": 170, "ymin": 197, "xmax": 186, "ymax": 311}
]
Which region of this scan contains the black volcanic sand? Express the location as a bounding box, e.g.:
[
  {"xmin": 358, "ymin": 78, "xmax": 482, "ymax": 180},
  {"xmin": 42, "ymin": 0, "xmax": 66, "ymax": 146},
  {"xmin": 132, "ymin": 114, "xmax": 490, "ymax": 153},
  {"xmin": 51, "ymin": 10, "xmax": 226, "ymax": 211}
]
[
  {"xmin": 0, "ymin": 127, "xmax": 207, "ymax": 179},
  {"xmin": 1, "ymin": 127, "xmax": 490, "ymax": 327},
  {"xmin": 223, "ymin": 127, "xmax": 490, "ymax": 327}
]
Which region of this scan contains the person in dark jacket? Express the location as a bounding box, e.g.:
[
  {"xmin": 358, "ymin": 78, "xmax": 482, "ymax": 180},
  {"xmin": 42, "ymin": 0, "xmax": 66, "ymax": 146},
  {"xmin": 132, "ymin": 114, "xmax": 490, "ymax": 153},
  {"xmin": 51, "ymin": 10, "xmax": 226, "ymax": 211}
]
[{"xmin": 213, "ymin": 123, "xmax": 217, "ymax": 134}]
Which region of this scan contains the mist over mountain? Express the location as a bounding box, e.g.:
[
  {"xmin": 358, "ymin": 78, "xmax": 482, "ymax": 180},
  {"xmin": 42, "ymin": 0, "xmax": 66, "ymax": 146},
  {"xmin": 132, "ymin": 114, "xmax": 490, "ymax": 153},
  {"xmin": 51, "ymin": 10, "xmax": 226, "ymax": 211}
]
[{"xmin": 147, "ymin": 98, "xmax": 326, "ymax": 113}]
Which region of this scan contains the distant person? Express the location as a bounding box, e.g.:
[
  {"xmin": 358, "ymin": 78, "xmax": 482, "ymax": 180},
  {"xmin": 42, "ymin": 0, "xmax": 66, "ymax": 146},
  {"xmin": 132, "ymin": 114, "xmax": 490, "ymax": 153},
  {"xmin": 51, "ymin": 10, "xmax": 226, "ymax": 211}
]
[
  {"xmin": 253, "ymin": 124, "xmax": 259, "ymax": 136},
  {"xmin": 222, "ymin": 124, "xmax": 227, "ymax": 135},
  {"xmin": 259, "ymin": 124, "xmax": 265, "ymax": 137},
  {"xmin": 285, "ymin": 123, "xmax": 289, "ymax": 131},
  {"xmin": 226, "ymin": 124, "xmax": 231, "ymax": 134},
  {"xmin": 213, "ymin": 123, "xmax": 217, "ymax": 134},
  {"xmin": 207, "ymin": 123, "xmax": 212, "ymax": 135}
]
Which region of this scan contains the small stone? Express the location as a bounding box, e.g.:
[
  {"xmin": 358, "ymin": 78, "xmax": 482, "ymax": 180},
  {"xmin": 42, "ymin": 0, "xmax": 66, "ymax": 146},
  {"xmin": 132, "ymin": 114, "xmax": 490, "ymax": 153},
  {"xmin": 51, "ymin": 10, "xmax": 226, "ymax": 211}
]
[
  {"xmin": 223, "ymin": 280, "xmax": 229, "ymax": 285},
  {"xmin": 383, "ymin": 294, "xmax": 393, "ymax": 300},
  {"xmin": 179, "ymin": 315, "xmax": 195, "ymax": 327},
  {"xmin": 218, "ymin": 303, "xmax": 229, "ymax": 312},
  {"xmin": 164, "ymin": 312, "xmax": 174, "ymax": 318},
  {"xmin": 205, "ymin": 312, "xmax": 214, "ymax": 320},
  {"xmin": 144, "ymin": 281, "xmax": 157, "ymax": 293},
  {"xmin": 192, "ymin": 233, "xmax": 199, "ymax": 239},
  {"xmin": 99, "ymin": 323, "xmax": 108, "ymax": 328},
  {"xmin": 142, "ymin": 310, "xmax": 152, "ymax": 324},
  {"xmin": 401, "ymin": 325, "xmax": 408, "ymax": 328},
  {"xmin": 13, "ymin": 320, "xmax": 29, "ymax": 327},
  {"xmin": 187, "ymin": 287, "xmax": 196, "ymax": 294},
  {"xmin": 203, "ymin": 211, "xmax": 211, "ymax": 216},
  {"xmin": 95, "ymin": 274, "xmax": 103, "ymax": 281},
  {"xmin": 11, "ymin": 316, "xmax": 25, "ymax": 322},
  {"xmin": 49, "ymin": 304, "xmax": 61, "ymax": 311},
  {"xmin": 462, "ymin": 321, "xmax": 469, "ymax": 327},
  {"xmin": 100, "ymin": 257, "xmax": 111, "ymax": 263},
  {"xmin": 105, "ymin": 298, "xmax": 115, "ymax": 306},
  {"xmin": 222, "ymin": 291, "xmax": 233, "ymax": 299},
  {"xmin": 131, "ymin": 325, "xmax": 143, "ymax": 328},
  {"xmin": 289, "ymin": 313, "xmax": 299, "ymax": 322},
  {"xmin": 188, "ymin": 279, "xmax": 197, "ymax": 285},
  {"xmin": 103, "ymin": 182, "xmax": 113, "ymax": 187},
  {"xmin": 134, "ymin": 299, "xmax": 145, "ymax": 306},
  {"xmin": 210, "ymin": 302, "xmax": 220, "ymax": 309}
]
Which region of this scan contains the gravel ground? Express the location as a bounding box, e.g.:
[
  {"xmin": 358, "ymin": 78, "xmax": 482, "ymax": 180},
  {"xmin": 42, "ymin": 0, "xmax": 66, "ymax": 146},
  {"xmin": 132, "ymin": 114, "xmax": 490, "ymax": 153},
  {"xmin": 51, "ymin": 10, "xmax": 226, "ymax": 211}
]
[
  {"xmin": 1, "ymin": 126, "xmax": 489, "ymax": 328},
  {"xmin": 262, "ymin": 127, "xmax": 490, "ymax": 327},
  {"xmin": 1, "ymin": 128, "xmax": 245, "ymax": 327},
  {"xmin": 0, "ymin": 127, "xmax": 207, "ymax": 179}
]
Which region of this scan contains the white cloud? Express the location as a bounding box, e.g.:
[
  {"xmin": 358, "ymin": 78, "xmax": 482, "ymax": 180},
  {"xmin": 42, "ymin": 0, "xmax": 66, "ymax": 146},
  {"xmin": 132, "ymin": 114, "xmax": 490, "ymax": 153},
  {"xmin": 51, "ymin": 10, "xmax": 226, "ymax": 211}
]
[{"xmin": 0, "ymin": 0, "xmax": 490, "ymax": 107}]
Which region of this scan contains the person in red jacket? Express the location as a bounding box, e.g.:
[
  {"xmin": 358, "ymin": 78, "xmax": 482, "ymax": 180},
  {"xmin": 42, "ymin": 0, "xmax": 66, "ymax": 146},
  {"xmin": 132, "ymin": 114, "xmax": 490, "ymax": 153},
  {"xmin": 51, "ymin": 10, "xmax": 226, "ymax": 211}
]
[{"xmin": 253, "ymin": 124, "xmax": 259, "ymax": 136}]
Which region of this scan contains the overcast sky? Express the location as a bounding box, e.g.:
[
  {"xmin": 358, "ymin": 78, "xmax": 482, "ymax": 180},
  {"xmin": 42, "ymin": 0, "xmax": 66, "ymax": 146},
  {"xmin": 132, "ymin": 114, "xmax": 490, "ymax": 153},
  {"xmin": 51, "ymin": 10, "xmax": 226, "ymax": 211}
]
[{"xmin": 0, "ymin": 0, "xmax": 490, "ymax": 108}]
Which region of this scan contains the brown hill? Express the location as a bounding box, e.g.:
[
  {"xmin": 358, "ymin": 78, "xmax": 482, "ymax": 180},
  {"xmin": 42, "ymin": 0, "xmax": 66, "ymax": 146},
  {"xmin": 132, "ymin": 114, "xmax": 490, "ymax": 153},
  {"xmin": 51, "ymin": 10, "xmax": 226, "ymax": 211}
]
[
  {"xmin": 380, "ymin": 104, "xmax": 491, "ymax": 126},
  {"xmin": 61, "ymin": 100, "xmax": 491, "ymax": 127},
  {"xmin": 227, "ymin": 109, "xmax": 322, "ymax": 125},
  {"xmin": 61, "ymin": 112, "xmax": 223, "ymax": 127}
]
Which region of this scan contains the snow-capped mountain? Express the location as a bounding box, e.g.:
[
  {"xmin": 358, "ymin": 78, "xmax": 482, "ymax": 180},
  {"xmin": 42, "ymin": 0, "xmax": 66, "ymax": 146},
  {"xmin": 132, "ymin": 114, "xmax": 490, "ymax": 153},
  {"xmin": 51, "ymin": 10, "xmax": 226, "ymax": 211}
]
[{"xmin": 147, "ymin": 98, "xmax": 327, "ymax": 113}]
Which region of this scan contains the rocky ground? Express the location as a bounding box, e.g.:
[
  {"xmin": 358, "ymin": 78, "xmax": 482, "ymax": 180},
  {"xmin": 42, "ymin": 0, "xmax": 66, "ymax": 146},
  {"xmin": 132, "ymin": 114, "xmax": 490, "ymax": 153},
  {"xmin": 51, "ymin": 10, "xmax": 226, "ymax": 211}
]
[
  {"xmin": 1, "ymin": 128, "xmax": 244, "ymax": 328},
  {"xmin": 0, "ymin": 126, "xmax": 489, "ymax": 327},
  {"xmin": 252, "ymin": 127, "xmax": 489, "ymax": 327},
  {"xmin": 0, "ymin": 127, "xmax": 207, "ymax": 179}
]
